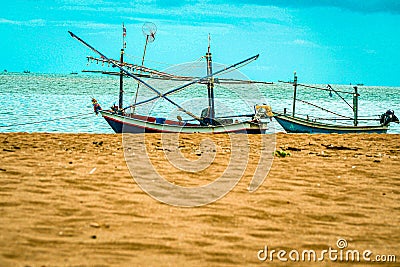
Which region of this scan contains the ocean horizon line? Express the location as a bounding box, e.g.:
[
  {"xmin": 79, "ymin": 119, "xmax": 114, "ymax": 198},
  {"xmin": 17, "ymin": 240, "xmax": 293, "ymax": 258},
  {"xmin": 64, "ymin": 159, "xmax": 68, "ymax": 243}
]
[{"xmin": 1, "ymin": 71, "xmax": 400, "ymax": 88}]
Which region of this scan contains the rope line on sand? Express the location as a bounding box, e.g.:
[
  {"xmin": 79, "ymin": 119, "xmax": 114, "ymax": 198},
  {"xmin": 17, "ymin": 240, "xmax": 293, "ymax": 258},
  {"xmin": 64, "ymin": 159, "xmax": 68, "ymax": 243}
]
[{"xmin": 0, "ymin": 112, "xmax": 93, "ymax": 128}]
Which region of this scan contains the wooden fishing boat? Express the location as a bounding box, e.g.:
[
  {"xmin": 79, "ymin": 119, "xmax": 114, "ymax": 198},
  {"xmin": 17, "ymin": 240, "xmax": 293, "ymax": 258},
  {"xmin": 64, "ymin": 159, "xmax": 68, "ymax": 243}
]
[
  {"xmin": 101, "ymin": 112, "xmax": 266, "ymax": 134},
  {"xmin": 274, "ymin": 114, "xmax": 390, "ymax": 134},
  {"xmin": 69, "ymin": 25, "xmax": 270, "ymax": 134},
  {"xmin": 273, "ymin": 73, "xmax": 398, "ymax": 134}
]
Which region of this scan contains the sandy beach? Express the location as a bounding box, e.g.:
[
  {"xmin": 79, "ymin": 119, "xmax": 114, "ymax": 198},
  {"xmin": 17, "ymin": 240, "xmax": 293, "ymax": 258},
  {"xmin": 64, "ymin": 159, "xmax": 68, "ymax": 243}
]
[{"xmin": 0, "ymin": 132, "xmax": 399, "ymax": 266}]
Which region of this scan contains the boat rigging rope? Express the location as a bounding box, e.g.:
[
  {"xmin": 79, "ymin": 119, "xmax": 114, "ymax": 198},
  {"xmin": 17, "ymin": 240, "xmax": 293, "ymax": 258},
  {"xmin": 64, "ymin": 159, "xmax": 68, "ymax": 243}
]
[
  {"xmin": 294, "ymin": 112, "xmax": 379, "ymax": 121},
  {"xmin": 212, "ymin": 58, "xmax": 255, "ymax": 77},
  {"xmin": 296, "ymin": 83, "xmax": 354, "ymax": 95},
  {"xmin": 121, "ymin": 54, "xmax": 260, "ymax": 111},
  {"xmin": 168, "ymin": 56, "xmax": 205, "ymax": 77},
  {"xmin": 0, "ymin": 112, "xmax": 93, "ymax": 128},
  {"xmin": 307, "ymin": 117, "xmax": 379, "ymax": 121},
  {"xmin": 295, "ymin": 98, "xmax": 353, "ymax": 119},
  {"xmin": 327, "ymin": 84, "xmax": 353, "ymax": 110},
  {"xmin": 112, "ymin": 53, "xmax": 205, "ymax": 80},
  {"xmin": 123, "ymin": 52, "xmax": 173, "ymax": 68}
]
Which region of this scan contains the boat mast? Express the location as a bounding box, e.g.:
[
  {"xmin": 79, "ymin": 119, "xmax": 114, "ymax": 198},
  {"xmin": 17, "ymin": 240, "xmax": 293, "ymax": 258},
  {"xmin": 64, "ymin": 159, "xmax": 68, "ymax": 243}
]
[
  {"xmin": 353, "ymin": 86, "xmax": 359, "ymax": 126},
  {"xmin": 206, "ymin": 34, "xmax": 215, "ymax": 122},
  {"xmin": 132, "ymin": 23, "xmax": 156, "ymax": 114},
  {"xmin": 292, "ymin": 71, "xmax": 298, "ymax": 116},
  {"xmin": 119, "ymin": 23, "xmax": 126, "ymax": 110}
]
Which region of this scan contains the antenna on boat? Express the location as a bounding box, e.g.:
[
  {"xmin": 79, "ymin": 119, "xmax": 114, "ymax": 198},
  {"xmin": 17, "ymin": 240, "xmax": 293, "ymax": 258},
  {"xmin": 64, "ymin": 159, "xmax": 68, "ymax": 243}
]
[
  {"xmin": 205, "ymin": 33, "xmax": 215, "ymax": 123},
  {"xmin": 292, "ymin": 71, "xmax": 297, "ymax": 116},
  {"xmin": 132, "ymin": 22, "xmax": 157, "ymax": 114},
  {"xmin": 122, "ymin": 22, "xmax": 127, "ymax": 49},
  {"xmin": 119, "ymin": 23, "xmax": 126, "ymax": 110}
]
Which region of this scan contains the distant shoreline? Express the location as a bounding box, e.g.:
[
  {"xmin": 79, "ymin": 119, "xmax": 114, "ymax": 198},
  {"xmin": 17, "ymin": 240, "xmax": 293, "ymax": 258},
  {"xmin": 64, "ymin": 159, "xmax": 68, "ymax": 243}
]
[{"xmin": 1, "ymin": 72, "xmax": 400, "ymax": 88}]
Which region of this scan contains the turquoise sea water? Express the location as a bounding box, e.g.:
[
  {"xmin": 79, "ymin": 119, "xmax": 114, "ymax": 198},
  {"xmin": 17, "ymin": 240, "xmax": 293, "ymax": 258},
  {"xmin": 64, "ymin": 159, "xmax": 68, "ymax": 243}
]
[{"xmin": 1, "ymin": 73, "xmax": 399, "ymax": 133}]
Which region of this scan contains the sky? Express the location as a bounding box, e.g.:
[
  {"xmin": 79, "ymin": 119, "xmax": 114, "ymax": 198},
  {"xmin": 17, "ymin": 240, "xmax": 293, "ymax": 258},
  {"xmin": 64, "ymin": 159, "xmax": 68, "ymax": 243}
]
[{"xmin": 1, "ymin": 0, "xmax": 400, "ymax": 86}]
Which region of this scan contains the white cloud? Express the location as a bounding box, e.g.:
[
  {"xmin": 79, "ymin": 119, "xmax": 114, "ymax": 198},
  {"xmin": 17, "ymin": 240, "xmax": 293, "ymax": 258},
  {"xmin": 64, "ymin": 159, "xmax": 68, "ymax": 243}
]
[
  {"xmin": 0, "ymin": 18, "xmax": 17, "ymax": 24},
  {"xmin": 0, "ymin": 17, "xmax": 119, "ymax": 31},
  {"xmin": 363, "ymin": 49, "xmax": 377, "ymax": 55},
  {"xmin": 54, "ymin": 20, "xmax": 117, "ymax": 30},
  {"xmin": 0, "ymin": 18, "xmax": 46, "ymax": 26},
  {"xmin": 291, "ymin": 39, "xmax": 319, "ymax": 47},
  {"xmin": 55, "ymin": 1, "xmax": 293, "ymax": 26}
]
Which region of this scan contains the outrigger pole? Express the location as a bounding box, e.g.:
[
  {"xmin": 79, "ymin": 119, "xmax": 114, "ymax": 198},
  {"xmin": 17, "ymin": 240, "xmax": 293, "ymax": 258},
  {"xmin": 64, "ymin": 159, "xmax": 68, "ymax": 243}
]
[
  {"xmin": 69, "ymin": 31, "xmax": 259, "ymax": 122},
  {"xmin": 69, "ymin": 31, "xmax": 201, "ymax": 121}
]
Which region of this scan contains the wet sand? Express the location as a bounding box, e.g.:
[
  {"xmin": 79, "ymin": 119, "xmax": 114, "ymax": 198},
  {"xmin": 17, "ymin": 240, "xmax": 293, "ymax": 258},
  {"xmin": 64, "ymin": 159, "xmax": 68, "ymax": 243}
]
[{"xmin": 0, "ymin": 133, "xmax": 399, "ymax": 266}]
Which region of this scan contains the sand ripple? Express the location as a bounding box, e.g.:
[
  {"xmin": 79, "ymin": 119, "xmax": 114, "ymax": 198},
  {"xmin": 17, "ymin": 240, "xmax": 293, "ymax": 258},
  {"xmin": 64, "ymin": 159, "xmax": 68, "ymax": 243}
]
[{"xmin": 0, "ymin": 133, "xmax": 399, "ymax": 266}]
